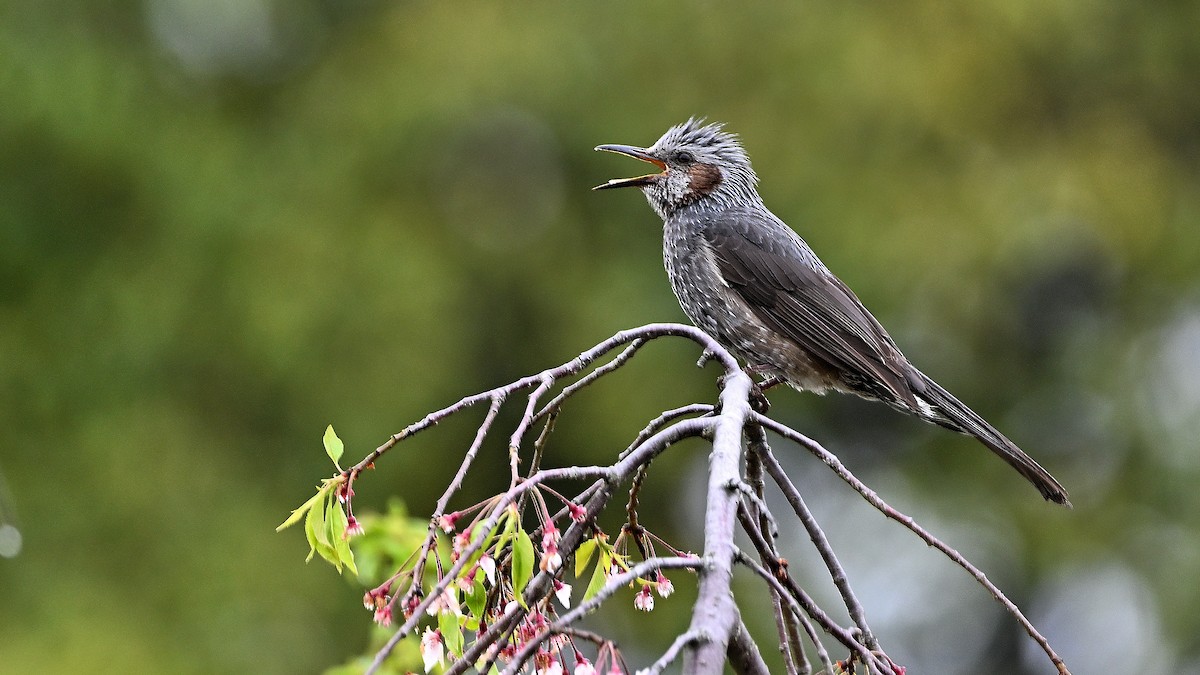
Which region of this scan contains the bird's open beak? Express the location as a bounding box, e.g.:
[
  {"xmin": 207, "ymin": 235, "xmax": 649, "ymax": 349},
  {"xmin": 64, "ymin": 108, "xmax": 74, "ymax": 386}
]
[{"xmin": 592, "ymin": 144, "xmax": 667, "ymax": 190}]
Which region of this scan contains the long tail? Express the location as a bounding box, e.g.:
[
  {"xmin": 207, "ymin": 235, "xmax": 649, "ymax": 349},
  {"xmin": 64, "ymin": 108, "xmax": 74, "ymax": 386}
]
[{"xmin": 912, "ymin": 372, "xmax": 1071, "ymax": 507}]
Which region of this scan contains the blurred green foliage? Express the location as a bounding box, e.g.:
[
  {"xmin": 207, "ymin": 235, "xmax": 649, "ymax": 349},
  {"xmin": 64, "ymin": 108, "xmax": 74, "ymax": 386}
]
[{"xmin": 2, "ymin": 1, "xmax": 1199, "ymax": 673}]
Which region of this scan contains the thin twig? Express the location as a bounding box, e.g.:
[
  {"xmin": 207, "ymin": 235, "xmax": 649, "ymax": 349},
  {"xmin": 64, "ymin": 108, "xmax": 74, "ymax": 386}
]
[
  {"xmin": 502, "ymin": 557, "xmax": 707, "ymax": 675},
  {"xmin": 408, "ymin": 394, "xmax": 505, "ymax": 593},
  {"xmin": 636, "ymin": 630, "xmax": 705, "ymax": 675},
  {"xmin": 350, "ymin": 323, "xmax": 737, "ymax": 477},
  {"xmin": 620, "ymin": 403, "xmax": 715, "ymax": 460},
  {"xmin": 745, "ymin": 448, "xmax": 804, "ymax": 675},
  {"xmin": 378, "ymin": 418, "xmax": 713, "ymax": 675},
  {"xmin": 534, "ymin": 339, "xmax": 648, "ymax": 423},
  {"xmin": 527, "ymin": 410, "xmax": 558, "ymax": 479},
  {"xmin": 752, "ymin": 413, "xmax": 1071, "ymax": 675},
  {"xmin": 729, "ymin": 479, "xmax": 778, "ymax": 537},
  {"xmin": 736, "ymin": 550, "xmax": 866, "ymax": 675},
  {"xmin": 734, "ymin": 503, "xmax": 843, "ymax": 673},
  {"xmin": 747, "ymin": 423, "xmax": 878, "ymax": 652},
  {"xmin": 510, "ymin": 376, "xmax": 555, "ymax": 481}
]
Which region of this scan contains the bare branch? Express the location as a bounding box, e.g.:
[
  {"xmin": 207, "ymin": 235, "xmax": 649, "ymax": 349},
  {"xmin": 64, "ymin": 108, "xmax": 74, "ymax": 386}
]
[
  {"xmin": 620, "ymin": 403, "xmax": 715, "ymax": 460},
  {"xmin": 752, "ymin": 413, "xmax": 1071, "ymax": 675},
  {"xmin": 726, "ymin": 611, "xmax": 771, "ymax": 675},
  {"xmin": 681, "ymin": 369, "xmax": 754, "ymax": 673},
  {"xmin": 734, "ymin": 502, "xmax": 841, "ymax": 673},
  {"xmin": 534, "ymin": 338, "xmax": 648, "ymax": 423},
  {"xmin": 317, "ymin": 323, "xmax": 1069, "ymax": 675},
  {"xmin": 349, "ymin": 323, "xmax": 736, "ymax": 476},
  {"xmin": 408, "ymin": 394, "xmax": 505, "ymax": 592},
  {"xmin": 735, "ymin": 550, "xmax": 877, "ymax": 674},
  {"xmin": 747, "ymin": 423, "xmax": 878, "ymax": 652},
  {"xmin": 745, "ymin": 449, "xmax": 804, "ymax": 675},
  {"xmin": 638, "ymin": 630, "xmax": 705, "ymax": 675}
]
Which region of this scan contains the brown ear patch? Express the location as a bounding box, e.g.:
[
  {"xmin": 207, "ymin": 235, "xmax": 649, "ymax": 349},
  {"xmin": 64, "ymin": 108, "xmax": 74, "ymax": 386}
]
[{"xmin": 688, "ymin": 162, "xmax": 723, "ymax": 195}]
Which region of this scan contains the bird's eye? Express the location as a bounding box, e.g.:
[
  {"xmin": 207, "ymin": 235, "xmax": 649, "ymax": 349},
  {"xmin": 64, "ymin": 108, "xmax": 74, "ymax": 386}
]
[{"xmin": 674, "ymin": 151, "xmax": 695, "ymax": 164}]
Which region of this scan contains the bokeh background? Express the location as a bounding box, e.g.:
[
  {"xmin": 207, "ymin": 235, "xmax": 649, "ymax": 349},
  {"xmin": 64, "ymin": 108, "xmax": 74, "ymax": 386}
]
[{"xmin": 3, "ymin": 2, "xmax": 1199, "ymax": 673}]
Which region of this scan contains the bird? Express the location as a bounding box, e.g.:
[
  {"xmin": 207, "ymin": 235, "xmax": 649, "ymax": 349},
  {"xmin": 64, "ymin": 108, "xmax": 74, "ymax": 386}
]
[{"xmin": 593, "ymin": 118, "xmax": 1070, "ymax": 506}]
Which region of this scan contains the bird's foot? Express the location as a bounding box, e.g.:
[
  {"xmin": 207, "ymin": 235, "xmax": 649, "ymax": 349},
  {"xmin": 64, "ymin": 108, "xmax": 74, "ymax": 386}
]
[
  {"xmin": 748, "ymin": 383, "xmax": 771, "ymax": 413},
  {"xmin": 716, "ymin": 366, "xmax": 779, "ymax": 413}
]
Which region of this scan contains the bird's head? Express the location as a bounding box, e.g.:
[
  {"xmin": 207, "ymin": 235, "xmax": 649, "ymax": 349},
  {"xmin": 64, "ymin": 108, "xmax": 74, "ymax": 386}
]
[{"xmin": 594, "ymin": 118, "xmax": 759, "ymax": 218}]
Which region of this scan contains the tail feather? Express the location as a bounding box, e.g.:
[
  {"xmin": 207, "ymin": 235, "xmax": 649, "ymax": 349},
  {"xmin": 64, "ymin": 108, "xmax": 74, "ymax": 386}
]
[{"xmin": 913, "ymin": 373, "xmax": 1071, "ymax": 507}]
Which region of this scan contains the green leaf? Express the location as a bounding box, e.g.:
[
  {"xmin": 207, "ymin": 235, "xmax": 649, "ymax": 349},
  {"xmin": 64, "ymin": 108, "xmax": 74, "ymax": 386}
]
[
  {"xmin": 323, "ymin": 424, "xmax": 344, "ymax": 467},
  {"xmin": 305, "ymin": 492, "xmax": 340, "ymax": 568},
  {"xmin": 277, "ymin": 487, "xmax": 328, "ymax": 532},
  {"xmin": 303, "ymin": 489, "xmax": 328, "ymax": 562},
  {"xmin": 512, "ymin": 527, "xmax": 535, "ymax": 608},
  {"xmin": 499, "ymin": 507, "xmax": 517, "ymax": 545},
  {"xmin": 328, "ymin": 503, "xmax": 358, "ymax": 576},
  {"xmin": 465, "ymin": 574, "xmax": 487, "ymax": 619},
  {"xmin": 439, "ymin": 608, "xmax": 464, "ymax": 658},
  {"xmin": 583, "ymin": 549, "xmax": 611, "ymax": 601},
  {"xmin": 317, "ymin": 497, "xmax": 343, "ymax": 571},
  {"xmin": 575, "ymin": 537, "xmax": 597, "ymax": 578}
]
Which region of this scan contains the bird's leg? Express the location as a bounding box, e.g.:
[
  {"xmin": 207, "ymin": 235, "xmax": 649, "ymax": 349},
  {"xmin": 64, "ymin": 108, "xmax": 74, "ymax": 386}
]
[
  {"xmin": 757, "ymin": 374, "xmax": 784, "ymax": 392},
  {"xmin": 745, "ymin": 365, "xmax": 782, "ymax": 413},
  {"xmin": 716, "ymin": 364, "xmax": 777, "ymax": 413}
]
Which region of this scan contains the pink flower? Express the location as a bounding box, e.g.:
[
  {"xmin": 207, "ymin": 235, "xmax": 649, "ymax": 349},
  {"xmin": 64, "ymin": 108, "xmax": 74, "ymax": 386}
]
[
  {"xmin": 373, "ymin": 603, "xmax": 392, "ymax": 627},
  {"xmin": 337, "ymin": 482, "xmax": 354, "ymax": 503},
  {"xmin": 568, "ymin": 503, "xmax": 587, "ymax": 523},
  {"xmin": 362, "ymin": 585, "xmax": 390, "ymax": 610},
  {"xmin": 633, "ymin": 585, "xmax": 654, "ymax": 612},
  {"xmin": 453, "ymin": 569, "xmax": 472, "ymax": 590},
  {"xmin": 535, "ymin": 648, "xmax": 563, "ymax": 675},
  {"xmin": 438, "ymin": 512, "xmax": 461, "ymax": 533},
  {"xmin": 403, "ymin": 594, "xmax": 422, "ymax": 620},
  {"xmin": 655, "ymin": 571, "xmax": 673, "ymax": 598},
  {"xmin": 574, "ymin": 655, "xmax": 596, "ymax": 675},
  {"xmin": 541, "ymin": 524, "xmax": 562, "ymax": 572},
  {"xmin": 452, "ymin": 531, "xmax": 471, "ymax": 558},
  {"xmin": 420, "ymin": 627, "xmax": 444, "ymax": 673},
  {"xmin": 553, "ymin": 579, "xmax": 572, "ymax": 608},
  {"xmin": 479, "ymin": 554, "xmax": 496, "ymax": 585},
  {"xmin": 425, "ymin": 587, "xmax": 460, "ymax": 617},
  {"xmin": 344, "ymin": 515, "xmax": 364, "ymax": 539}
]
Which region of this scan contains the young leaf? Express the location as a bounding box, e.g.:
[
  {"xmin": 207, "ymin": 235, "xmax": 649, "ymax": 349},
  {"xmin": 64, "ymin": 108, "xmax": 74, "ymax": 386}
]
[
  {"xmin": 512, "ymin": 527, "xmax": 535, "ymax": 608},
  {"xmin": 583, "ymin": 549, "xmax": 612, "ymax": 602},
  {"xmin": 318, "ymin": 497, "xmax": 343, "ymax": 571},
  {"xmin": 499, "ymin": 506, "xmax": 517, "ymax": 544},
  {"xmin": 328, "ymin": 504, "xmax": 358, "ymax": 576},
  {"xmin": 323, "ymin": 425, "xmax": 344, "ymax": 467},
  {"xmin": 465, "ymin": 574, "xmax": 487, "ymax": 620},
  {"xmin": 277, "ymin": 487, "xmax": 328, "ymax": 532},
  {"xmin": 439, "ymin": 609, "xmax": 464, "ymax": 659},
  {"xmin": 575, "ymin": 537, "xmax": 598, "ymax": 578},
  {"xmin": 303, "ymin": 489, "xmax": 329, "ymax": 562}
]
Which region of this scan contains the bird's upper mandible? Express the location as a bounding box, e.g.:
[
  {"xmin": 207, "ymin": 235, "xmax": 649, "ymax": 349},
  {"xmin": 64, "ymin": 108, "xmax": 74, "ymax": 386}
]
[{"xmin": 594, "ymin": 118, "xmax": 760, "ymax": 217}]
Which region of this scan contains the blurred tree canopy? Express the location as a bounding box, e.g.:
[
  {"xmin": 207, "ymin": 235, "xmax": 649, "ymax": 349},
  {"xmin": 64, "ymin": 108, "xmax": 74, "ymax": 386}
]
[{"xmin": 1, "ymin": 1, "xmax": 1198, "ymax": 673}]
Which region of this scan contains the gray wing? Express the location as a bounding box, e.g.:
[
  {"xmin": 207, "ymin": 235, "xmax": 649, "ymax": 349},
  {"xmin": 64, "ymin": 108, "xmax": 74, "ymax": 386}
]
[{"xmin": 701, "ymin": 208, "xmax": 923, "ymax": 408}]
